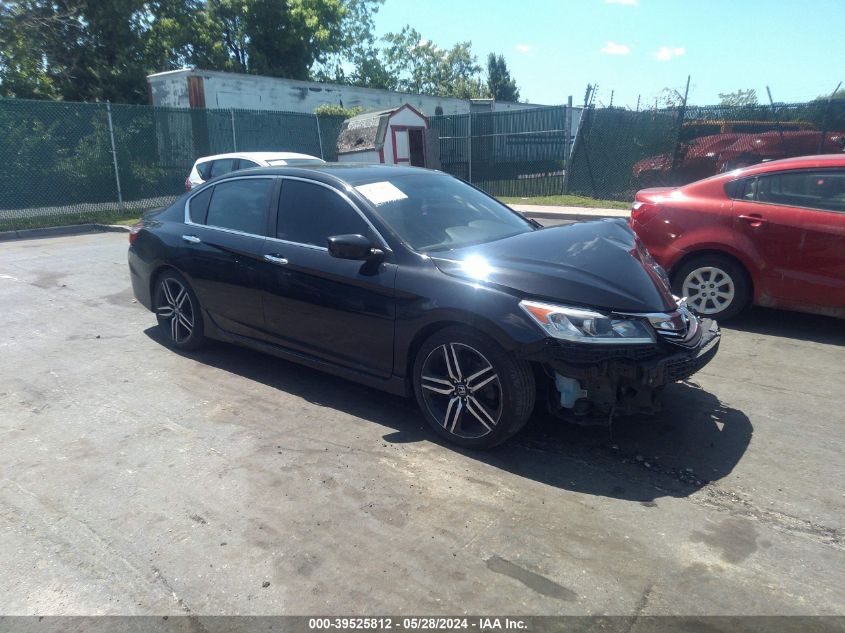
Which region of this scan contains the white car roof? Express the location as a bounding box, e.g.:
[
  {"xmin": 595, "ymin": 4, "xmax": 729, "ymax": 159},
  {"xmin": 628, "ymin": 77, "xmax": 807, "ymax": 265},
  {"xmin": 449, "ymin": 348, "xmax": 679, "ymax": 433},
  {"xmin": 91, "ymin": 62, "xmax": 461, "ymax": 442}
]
[{"xmin": 193, "ymin": 151, "xmax": 322, "ymax": 165}]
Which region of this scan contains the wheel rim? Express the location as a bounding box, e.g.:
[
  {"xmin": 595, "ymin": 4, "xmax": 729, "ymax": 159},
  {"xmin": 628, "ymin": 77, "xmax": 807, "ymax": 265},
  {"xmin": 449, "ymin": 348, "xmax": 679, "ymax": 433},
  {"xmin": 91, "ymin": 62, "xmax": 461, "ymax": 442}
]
[
  {"xmin": 156, "ymin": 278, "xmax": 194, "ymax": 343},
  {"xmin": 420, "ymin": 343, "xmax": 502, "ymax": 439},
  {"xmin": 682, "ymin": 266, "xmax": 735, "ymax": 315}
]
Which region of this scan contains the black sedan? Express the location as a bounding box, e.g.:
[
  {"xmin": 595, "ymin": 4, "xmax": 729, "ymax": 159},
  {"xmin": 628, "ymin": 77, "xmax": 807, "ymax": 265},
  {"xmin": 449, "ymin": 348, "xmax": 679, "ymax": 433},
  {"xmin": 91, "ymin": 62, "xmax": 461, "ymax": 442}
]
[{"xmin": 128, "ymin": 164, "xmax": 720, "ymax": 449}]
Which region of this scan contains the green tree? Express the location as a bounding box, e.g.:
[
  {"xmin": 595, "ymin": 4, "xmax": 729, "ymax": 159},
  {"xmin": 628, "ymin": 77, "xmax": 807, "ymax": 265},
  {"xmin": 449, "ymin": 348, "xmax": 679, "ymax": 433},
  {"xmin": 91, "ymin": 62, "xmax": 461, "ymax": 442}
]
[
  {"xmin": 0, "ymin": 0, "xmax": 154, "ymax": 102},
  {"xmin": 203, "ymin": 0, "xmax": 346, "ymax": 78},
  {"xmin": 486, "ymin": 53, "xmax": 520, "ymax": 102},
  {"xmin": 0, "ymin": 0, "xmax": 349, "ymax": 103},
  {"xmin": 313, "ymin": 0, "xmax": 394, "ymax": 89},
  {"xmin": 718, "ymin": 88, "xmax": 758, "ymax": 107},
  {"xmin": 382, "ymin": 26, "xmax": 485, "ymax": 98}
]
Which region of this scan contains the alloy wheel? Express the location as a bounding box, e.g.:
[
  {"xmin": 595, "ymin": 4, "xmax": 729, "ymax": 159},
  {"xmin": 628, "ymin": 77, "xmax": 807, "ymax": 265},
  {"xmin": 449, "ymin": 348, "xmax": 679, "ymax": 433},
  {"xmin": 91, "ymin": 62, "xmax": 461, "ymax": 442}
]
[
  {"xmin": 681, "ymin": 266, "xmax": 735, "ymax": 315},
  {"xmin": 419, "ymin": 343, "xmax": 503, "ymax": 439},
  {"xmin": 156, "ymin": 278, "xmax": 194, "ymax": 343}
]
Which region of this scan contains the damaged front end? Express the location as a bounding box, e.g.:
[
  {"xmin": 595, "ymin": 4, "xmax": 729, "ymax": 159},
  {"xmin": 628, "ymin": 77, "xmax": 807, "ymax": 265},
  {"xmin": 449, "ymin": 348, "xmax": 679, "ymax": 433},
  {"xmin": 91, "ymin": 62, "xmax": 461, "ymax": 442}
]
[{"xmin": 520, "ymin": 299, "xmax": 721, "ymax": 425}]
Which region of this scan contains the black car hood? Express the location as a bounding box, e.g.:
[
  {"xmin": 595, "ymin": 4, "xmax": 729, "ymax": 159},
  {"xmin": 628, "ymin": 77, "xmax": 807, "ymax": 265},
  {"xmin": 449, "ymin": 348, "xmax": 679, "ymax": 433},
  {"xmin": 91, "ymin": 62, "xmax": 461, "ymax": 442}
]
[{"xmin": 430, "ymin": 219, "xmax": 676, "ymax": 313}]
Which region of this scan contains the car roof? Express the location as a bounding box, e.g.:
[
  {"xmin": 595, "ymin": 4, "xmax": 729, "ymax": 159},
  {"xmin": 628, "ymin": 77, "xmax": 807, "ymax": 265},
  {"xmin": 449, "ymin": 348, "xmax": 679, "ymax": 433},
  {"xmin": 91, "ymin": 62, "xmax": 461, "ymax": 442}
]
[
  {"xmin": 212, "ymin": 162, "xmax": 445, "ymax": 187},
  {"xmin": 731, "ymin": 153, "xmax": 845, "ymax": 177},
  {"xmin": 194, "ymin": 151, "xmax": 322, "ymax": 164}
]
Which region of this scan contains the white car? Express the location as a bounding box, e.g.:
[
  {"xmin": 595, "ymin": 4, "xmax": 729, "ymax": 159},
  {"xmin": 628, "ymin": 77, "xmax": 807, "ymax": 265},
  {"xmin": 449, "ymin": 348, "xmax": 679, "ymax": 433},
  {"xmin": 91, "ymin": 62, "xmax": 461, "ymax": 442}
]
[{"xmin": 185, "ymin": 152, "xmax": 324, "ymax": 190}]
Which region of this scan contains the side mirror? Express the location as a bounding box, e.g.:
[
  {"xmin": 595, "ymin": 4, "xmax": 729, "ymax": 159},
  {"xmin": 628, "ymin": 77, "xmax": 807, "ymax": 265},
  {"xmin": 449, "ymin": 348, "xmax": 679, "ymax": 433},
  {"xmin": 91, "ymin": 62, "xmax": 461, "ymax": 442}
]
[{"xmin": 327, "ymin": 234, "xmax": 383, "ymax": 261}]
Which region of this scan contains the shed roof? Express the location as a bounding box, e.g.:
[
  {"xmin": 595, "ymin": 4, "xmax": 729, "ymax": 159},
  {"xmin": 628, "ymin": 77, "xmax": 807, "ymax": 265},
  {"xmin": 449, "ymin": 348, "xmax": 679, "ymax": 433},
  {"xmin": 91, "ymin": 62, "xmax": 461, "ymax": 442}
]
[
  {"xmin": 336, "ymin": 104, "xmax": 428, "ymax": 155},
  {"xmin": 336, "ymin": 110, "xmax": 391, "ymax": 155}
]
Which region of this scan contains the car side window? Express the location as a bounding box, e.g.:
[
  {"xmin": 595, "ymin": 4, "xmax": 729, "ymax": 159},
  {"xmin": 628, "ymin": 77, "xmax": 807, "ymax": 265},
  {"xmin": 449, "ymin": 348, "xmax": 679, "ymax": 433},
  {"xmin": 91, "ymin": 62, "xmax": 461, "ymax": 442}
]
[
  {"xmin": 204, "ymin": 178, "xmax": 273, "ymax": 235},
  {"xmin": 277, "ymin": 180, "xmax": 370, "ymax": 248},
  {"xmin": 189, "ymin": 186, "xmax": 214, "ymax": 223},
  {"xmin": 756, "ymin": 171, "xmax": 845, "ymax": 212},
  {"xmin": 237, "ymin": 159, "xmax": 260, "ymax": 170},
  {"xmin": 196, "ymin": 161, "xmax": 213, "ymax": 180},
  {"xmin": 726, "ymin": 178, "xmax": 756, "ymax": 200},
  {"xmin": 210, "ymin": 158, "xmax": 236, "ymax": 178}
]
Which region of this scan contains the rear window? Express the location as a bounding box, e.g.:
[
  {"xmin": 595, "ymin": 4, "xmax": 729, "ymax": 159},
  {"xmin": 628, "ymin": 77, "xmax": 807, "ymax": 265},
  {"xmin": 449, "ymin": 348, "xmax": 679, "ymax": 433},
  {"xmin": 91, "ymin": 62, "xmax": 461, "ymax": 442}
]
[
  {"xmin": 196, "ymin": 161, "xmax": 213, "ymax": 180},
  {"xmin": 204, "ymin": 178, "xmax": 274, "ymax": 235},
  {"xmin": 210, "ymin": 158, "xmax": 236, "ymax": 178},
  {"xmin": 189, "ymin": 186, "xmax": 213, "ymax": 223},
  {"xmin": 725, "ymin": 178, "xmax": 756, "ymax": 200}
]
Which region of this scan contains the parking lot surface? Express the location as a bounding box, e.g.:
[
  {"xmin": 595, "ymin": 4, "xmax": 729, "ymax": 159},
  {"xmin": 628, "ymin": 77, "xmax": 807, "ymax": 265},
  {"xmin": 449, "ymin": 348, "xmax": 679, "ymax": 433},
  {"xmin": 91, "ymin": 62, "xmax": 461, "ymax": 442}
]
[{"xmin": 1, "ymin": 231, "xmax": 843, "ymax": 615}]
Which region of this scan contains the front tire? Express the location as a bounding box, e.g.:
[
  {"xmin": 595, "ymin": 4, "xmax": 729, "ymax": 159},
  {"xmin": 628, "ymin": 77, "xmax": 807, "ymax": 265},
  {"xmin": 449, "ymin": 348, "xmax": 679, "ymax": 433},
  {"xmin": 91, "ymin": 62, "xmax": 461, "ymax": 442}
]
[
  {"xmin": 672, "ymin": 254, "xmax": 750, "ymax": 321},
  {"xmin": 412, "ymin": 326, "xmax": 535, "ymax": 449},
  {"xmin": 153, "ymin": 270, "xmax": 206, "ymax": 350}
]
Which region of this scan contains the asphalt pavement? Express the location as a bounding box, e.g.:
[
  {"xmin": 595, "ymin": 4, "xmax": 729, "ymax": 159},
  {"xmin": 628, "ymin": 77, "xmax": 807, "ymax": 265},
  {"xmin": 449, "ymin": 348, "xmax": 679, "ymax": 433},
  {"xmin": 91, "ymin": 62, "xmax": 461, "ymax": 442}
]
[{"xmin": 0, "ymin": 231, "xmax": 843, "ymax": 616}]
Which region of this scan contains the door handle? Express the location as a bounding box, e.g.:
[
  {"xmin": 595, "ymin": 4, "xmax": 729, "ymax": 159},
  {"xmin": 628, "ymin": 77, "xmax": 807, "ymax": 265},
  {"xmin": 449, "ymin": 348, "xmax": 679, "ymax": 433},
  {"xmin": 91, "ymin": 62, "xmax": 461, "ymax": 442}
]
[
  {"xmin": 738, "ymin": 214, "xmax": 768, "ymax": 226},
  {"xmin": 181, "ymin": 234, "xmax": 201, "ymax": 243},
  {"xmin": 263, "ymin": 254, "xmax": 289, "ymax": 265}
]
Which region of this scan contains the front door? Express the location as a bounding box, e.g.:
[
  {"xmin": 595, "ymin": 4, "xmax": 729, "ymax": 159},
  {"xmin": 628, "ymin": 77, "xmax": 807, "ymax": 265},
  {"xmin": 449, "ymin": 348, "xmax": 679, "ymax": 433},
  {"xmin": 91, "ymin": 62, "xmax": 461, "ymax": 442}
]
[{"xmin": 260, "ymin": 178, "xmax": 397, "ymax": 377}]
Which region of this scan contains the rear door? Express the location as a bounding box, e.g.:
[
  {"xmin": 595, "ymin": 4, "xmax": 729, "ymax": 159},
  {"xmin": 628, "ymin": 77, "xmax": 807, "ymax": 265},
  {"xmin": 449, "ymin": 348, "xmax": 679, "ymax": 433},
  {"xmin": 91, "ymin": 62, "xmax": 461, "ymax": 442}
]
[
  {"xmin": 731, "ymin": 169, "xmax": 845, "ymax": 310},
  {"xmin": 259, "ymin": 178, "xmax": 397, "ymax": 377},
  {"xmin": 177, "ymin": 176, "xmax": 278, "ymax": 338}
]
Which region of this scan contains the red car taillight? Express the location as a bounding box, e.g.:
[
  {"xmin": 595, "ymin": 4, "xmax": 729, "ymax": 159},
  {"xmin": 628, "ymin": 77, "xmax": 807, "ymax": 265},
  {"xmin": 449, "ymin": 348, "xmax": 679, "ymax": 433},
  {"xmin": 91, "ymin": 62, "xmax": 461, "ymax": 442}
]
[
  {"xmin": 129, "ymin": 220, "xmax": 144, "ymax": 245},
  {"xmin": 631, "ymin": 200, "xmax": 659, "ymax": 224},
  {"xmin": 185, "ymin": 176, "xmax": 192, "ymax": 192}
]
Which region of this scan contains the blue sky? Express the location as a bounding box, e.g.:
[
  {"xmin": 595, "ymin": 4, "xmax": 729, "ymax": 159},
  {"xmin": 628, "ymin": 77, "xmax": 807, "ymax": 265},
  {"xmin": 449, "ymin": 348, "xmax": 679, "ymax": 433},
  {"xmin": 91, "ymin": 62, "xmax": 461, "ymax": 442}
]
[{"xmin": 372, "ymin": 0, "xmax": 845, "ymax": 107}]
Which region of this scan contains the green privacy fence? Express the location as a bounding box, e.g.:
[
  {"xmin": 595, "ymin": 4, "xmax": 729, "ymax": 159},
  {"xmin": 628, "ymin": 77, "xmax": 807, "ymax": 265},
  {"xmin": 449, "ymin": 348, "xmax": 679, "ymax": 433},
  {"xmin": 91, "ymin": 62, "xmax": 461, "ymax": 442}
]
[
  {"xmin": 3, "ymin": 96, "xmax": 843, "ymax": 230},
  {"xmin": 429, "ymin": 105, "xmax": 577, "ymax": 197},
  {"xmin": 565, "ymin": 100, "xmax": 845, "ymax": 201},
  {"xmin": 0, "ymin": 97, "xmax": 346, "ymax": 229}
]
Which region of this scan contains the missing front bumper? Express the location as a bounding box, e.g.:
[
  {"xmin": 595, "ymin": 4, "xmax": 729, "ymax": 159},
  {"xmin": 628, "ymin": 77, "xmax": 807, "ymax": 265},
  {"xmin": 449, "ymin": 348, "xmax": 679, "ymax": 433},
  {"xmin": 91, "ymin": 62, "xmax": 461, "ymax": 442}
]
[{"xmin": 527, "ymin": 319, "xmax": 721, "ymax": 424}]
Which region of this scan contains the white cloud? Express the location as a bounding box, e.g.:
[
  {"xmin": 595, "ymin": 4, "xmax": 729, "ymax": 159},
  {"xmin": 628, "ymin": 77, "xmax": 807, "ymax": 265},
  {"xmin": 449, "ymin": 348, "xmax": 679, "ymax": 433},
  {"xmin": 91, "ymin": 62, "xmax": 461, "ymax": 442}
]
[
  {"xmin": 515, "ymin": 44, "xmax": 531, "ymax": 54},
  {"xmin": 600, "ymin": 41, "xmax": 631, "ymax": 55},
  {"xmin": 654, "ymin": 46, "xmax": 685, "ymax": 61},
  {"xmin": 605, "ymin": 0, "xmax": 638, "ymax": 5}
]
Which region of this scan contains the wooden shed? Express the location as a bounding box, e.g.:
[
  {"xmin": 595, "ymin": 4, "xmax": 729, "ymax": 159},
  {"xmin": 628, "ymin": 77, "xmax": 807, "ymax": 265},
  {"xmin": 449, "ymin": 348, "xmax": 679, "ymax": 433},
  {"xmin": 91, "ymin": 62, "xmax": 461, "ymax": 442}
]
[{"xmin": 336, "ymin": 104, "xmax": 440, "ymax": 168}]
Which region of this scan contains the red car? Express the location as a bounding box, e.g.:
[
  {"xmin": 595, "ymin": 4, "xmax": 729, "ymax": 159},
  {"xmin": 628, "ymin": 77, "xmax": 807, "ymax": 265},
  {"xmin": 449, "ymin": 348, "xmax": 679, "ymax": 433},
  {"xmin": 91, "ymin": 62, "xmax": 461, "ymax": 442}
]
[{"xmin": 630, "ymin": 154, "xmax": 845, "ymax": 320}]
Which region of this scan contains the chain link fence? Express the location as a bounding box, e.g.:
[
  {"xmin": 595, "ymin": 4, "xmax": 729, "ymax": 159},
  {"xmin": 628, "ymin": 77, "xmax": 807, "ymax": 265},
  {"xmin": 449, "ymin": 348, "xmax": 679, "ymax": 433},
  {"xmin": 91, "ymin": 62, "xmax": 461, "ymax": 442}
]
[
  {"xmin": 0, "ymin": 97, "xmax": 345, "ymax": 230},
  {"xmin": 3, "ymin": 96, "xmax": 844, "ymax": 231},
  {"xmin": 429, "ymin": 106, "xmax": 580, "ymax": 197},
  {"xmin": 566, "ymin": 100, "xmax": 845, "ymax": 201}
]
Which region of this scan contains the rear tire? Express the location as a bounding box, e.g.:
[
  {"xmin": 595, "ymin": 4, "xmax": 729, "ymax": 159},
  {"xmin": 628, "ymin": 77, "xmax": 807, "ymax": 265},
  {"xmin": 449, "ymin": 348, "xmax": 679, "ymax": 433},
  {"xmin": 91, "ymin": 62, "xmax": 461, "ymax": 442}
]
[
  {"xmin": 153, "ymin": 270, "xmax": 207, "ymax": 350},
  {"xmin": 412, "ymin": 326, "xmax": 535, "ymax": 449},
  {"xmin": 672, "ymin": 254, "xmax": 750, "ymax": 321}
]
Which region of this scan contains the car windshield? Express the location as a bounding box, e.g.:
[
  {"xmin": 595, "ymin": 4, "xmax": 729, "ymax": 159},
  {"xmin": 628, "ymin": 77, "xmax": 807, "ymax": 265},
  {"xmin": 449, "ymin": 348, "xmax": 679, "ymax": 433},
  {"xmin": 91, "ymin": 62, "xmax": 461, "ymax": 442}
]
[
  {"xmin": 356, "ymin": 173, "xmax": 534, "ymax": 253},
  {"xmin": 266, "ymin": 158, "xmax": 324, "ymax": 166}
]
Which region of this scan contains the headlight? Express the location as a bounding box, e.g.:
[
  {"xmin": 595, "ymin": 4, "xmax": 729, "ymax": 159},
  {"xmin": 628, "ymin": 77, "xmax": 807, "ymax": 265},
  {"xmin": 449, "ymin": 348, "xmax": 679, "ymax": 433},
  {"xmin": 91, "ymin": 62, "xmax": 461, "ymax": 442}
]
[{"xmin": 519, "ymin": 300, "xmax": 656, "ymax": 344}]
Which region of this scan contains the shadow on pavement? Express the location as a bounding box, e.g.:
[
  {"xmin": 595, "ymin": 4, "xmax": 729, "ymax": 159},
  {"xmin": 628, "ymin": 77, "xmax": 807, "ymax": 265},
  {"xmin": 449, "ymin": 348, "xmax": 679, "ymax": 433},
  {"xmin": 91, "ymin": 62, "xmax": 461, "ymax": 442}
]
[
  {"xmin": 145, "ymin": 327, "xmax": 751, "ymax": 503},
  {"xmin": 725, "ymin": 306, "xmax": 845, "ymax": 346}
]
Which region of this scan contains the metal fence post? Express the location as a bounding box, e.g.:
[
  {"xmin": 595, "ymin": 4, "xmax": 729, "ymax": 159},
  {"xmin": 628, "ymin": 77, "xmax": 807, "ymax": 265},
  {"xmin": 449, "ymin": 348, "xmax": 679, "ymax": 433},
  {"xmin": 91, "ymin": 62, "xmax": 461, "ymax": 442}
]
[
  {"xmin": 467, "ymin": 112, "xmax": 473, "ymax": 184},
  {"xmin": 564, "ymin": 96, "xmax": 573, "ymax": 160},
  {"xmin": 105, "ymin": 101, "xmax": 123, "ymax": 208},
  {"xmin": 230, "ymin": 109, "xmax": 237, "ymax": 151},
  {"xmin": 315, "ymin": 114, "xmax": 325, "ymax": 160},
  {"xmin": 563, "ymin": 97, "xmax": 573, "ymax": 194},
  {"xmin": 669, "ymin": 75, "xmax": 691, "ymax": 180}
]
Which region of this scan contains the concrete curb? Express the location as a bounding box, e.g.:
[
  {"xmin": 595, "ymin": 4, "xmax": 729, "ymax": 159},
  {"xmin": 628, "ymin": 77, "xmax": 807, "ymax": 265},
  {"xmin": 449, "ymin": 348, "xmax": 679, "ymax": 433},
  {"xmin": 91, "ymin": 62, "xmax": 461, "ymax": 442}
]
[
  {"xmin": 0, "ymin": 223, "xmax": 130, "ymax": 242},
  {"xmin": 509, "ymin": 204, "xmax": 630, "ymax": 223},
  {"xmin": 519, "ymin": 210, "xmax": 627, "ymax": 222}
]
